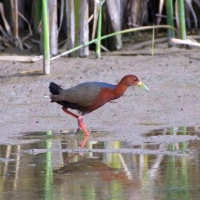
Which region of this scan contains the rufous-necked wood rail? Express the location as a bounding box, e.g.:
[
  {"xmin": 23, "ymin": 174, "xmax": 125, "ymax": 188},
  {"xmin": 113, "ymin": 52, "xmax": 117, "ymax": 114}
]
[{"xmin": 49, "ymin": 75, "xmax": 149, "ymax": 136}]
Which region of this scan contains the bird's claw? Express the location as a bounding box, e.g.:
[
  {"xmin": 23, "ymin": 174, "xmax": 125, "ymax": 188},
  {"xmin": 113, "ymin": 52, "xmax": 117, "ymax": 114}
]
[{"xmin": 74, "ymin": 127, "xmax": 82, "ymax": 134}]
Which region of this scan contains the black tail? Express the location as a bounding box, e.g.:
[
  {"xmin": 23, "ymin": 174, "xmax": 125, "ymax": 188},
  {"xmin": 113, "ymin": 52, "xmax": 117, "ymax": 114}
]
[
  {"xmin": 49, "ymin": 81, "xmax": 78, "ymax": 109},
  {"xmin": 49, "ymin": 82, "xmax": 62, "ymax": 95}
]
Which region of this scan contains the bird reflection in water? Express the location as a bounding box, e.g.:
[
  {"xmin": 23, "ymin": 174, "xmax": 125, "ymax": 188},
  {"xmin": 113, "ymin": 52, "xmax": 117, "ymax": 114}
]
[
  {"xmin": 54, "ymin": 135, "xmax": 140, "ymax": 187},
  {"xmin": 63, "ymin": 135, "xmax": 89, "ymax": 163}
]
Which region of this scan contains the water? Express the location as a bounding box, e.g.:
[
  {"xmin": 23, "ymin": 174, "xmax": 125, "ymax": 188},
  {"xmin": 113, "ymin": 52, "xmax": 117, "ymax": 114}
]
[{"xmin": 0, "ymin": 126, "xmax": 200, "ymax": 200}]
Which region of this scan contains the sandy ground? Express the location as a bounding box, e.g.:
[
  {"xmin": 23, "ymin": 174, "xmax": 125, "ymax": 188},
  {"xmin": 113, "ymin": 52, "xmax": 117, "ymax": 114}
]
[{"xmin": 0, "ymin": 44, "xmax": 200, "ymax": 145}]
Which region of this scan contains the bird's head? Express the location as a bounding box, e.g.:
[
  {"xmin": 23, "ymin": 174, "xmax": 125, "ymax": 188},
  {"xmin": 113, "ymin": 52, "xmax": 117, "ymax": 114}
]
[{"xmin": 122, "ymin": 75, "xmax": 149, "ymax": 92}]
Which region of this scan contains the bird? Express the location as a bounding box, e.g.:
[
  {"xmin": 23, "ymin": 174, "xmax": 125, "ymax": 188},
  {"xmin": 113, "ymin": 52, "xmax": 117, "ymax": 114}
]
[{"xmin": 49, "ymin": 75, "xmax": 149, "ymax": 136}]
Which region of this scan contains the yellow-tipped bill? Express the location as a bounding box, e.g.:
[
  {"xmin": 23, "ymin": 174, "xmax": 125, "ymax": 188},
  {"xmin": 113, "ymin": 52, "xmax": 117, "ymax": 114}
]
[{"xmin": 137, "ymin": 81, "xmax": 149, "ymax": 92}]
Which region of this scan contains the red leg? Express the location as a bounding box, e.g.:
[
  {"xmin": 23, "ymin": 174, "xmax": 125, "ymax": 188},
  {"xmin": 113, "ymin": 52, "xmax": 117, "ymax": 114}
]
[
  {"xmin": 62, "ymin": 107, "xmax": 90, "ymax": 136},
  {"xmin": 77, "ymin": 116, "xmax": 89, "ymax": 136},
  {"xmin": 64, "ymin": 135, "xmax": 89, "ymax": 163},
  {"xmin": 79, "ymin": 135, "xmax": 89, "ymax": 148},
  {"xmin": 62, "ymin": 107, "xmax": 79, "ymax": 118}
]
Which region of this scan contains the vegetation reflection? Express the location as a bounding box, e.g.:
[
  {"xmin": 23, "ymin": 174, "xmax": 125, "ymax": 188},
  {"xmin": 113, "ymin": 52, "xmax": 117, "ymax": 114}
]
[{"xmin": 0, "ymin": 126, "xmax": 199, "ymax": 199}]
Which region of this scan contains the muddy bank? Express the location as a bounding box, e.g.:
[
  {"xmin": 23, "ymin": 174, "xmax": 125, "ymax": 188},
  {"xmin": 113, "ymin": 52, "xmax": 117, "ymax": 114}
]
[{"xmin": 0, "ymin": 46, "xmax": 200, "ymax": 144}]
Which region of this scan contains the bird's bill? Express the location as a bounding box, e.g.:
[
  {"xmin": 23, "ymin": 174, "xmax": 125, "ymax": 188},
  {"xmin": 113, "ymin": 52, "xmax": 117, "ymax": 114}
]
[{"xmin": 137, "ymin": 81, "xmax": 149, "ymax": 92}]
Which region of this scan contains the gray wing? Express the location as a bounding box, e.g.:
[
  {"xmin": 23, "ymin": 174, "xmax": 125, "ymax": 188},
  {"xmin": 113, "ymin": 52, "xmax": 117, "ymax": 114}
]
[{"xmin": 51, "ymin": 82, "xmax": 101, "ymax": 107}]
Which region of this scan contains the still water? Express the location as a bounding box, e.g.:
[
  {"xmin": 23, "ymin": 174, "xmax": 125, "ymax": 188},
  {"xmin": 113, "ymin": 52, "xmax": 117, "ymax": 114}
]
[{"xmin": 0, "ymin": 126, "xmax": 200, "ymax": 200}]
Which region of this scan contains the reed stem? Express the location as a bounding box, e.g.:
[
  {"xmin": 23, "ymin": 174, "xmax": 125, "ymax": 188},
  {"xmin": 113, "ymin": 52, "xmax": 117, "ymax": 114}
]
[
  {"xmin": 177, "ymin": 0, "xmax": 186, "ymax": 40},
  {"xmin": 42, "ymin": 0, "xmax": 50, "ymax": 75},
  {"xmin": 166, "ymin": 0, "xmax": 175, "ymax": 47},
  {"xmin": 96, "ymin": 0, "xmax": 102, "ymax": 59}
]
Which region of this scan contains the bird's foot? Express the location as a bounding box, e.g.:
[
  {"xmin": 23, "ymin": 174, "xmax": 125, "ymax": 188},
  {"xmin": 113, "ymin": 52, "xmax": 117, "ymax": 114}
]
[
  {"xmin": 62, "ymin": 107, "xmax": 90, "ymax": 136},
  {"xmin": 74, "ymin": 127, "xmax": 81, "ymax": 134}
]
